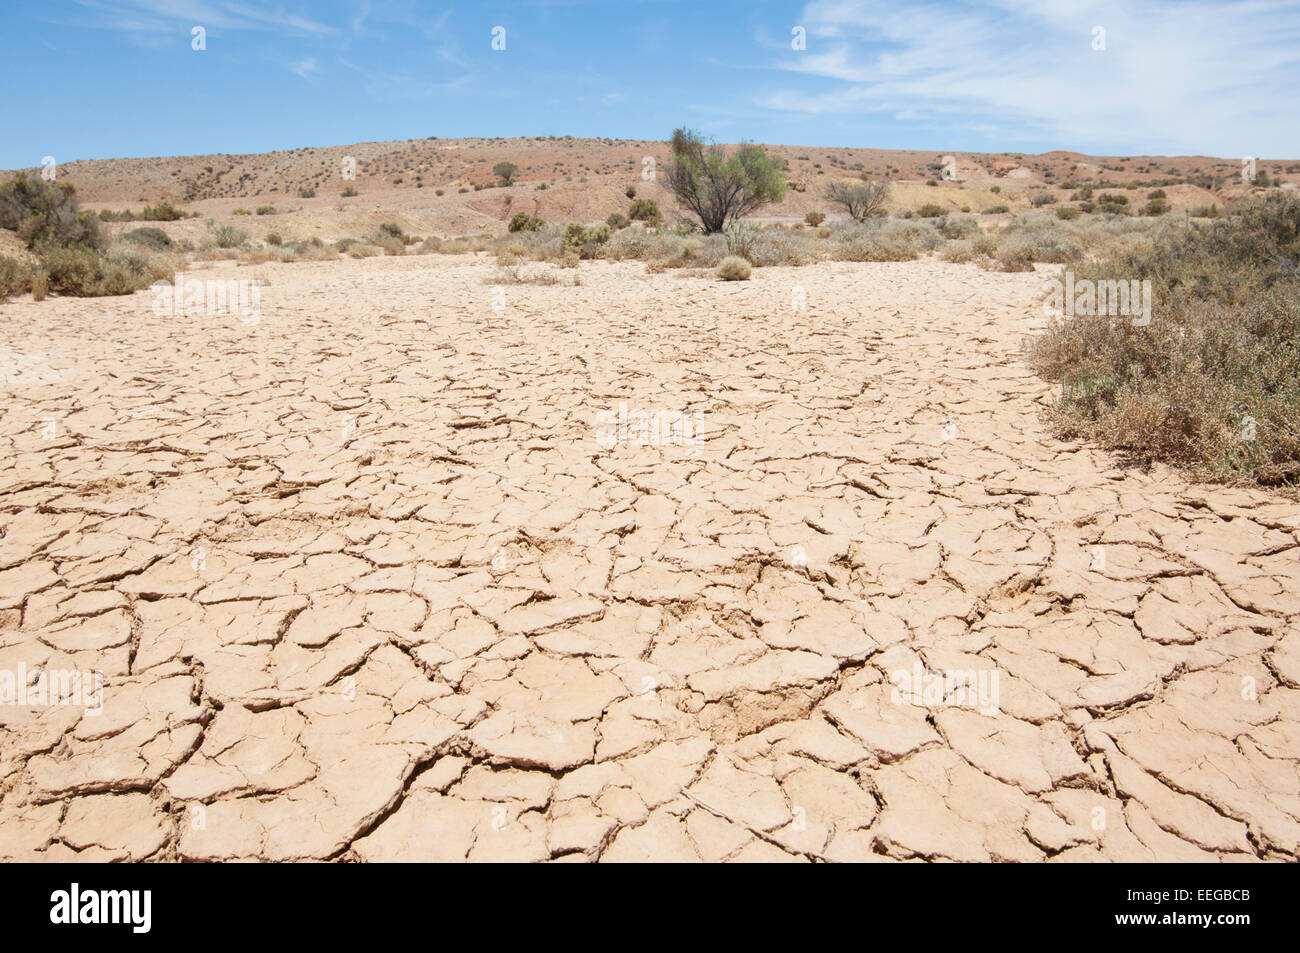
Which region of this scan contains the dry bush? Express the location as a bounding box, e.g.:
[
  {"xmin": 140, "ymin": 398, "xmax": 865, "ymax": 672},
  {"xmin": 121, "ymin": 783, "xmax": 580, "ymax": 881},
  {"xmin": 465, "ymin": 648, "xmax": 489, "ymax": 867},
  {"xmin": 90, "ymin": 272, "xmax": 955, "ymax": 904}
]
[
  {"xmin": 716, "ymin": 255, "xmax": 752, "ymax": 280},
  {"xmin": 1029, "ymin": 194, "xmax": 1300, "ymax": 486},
  {"xmin": 0, "ymin": 255, "xmax": 33, "ymax": 300}
]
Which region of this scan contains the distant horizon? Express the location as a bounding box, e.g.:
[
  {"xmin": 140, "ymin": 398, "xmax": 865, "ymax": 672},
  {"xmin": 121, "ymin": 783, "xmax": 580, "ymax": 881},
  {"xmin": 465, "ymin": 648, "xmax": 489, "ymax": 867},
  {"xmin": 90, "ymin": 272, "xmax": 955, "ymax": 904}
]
[
  {"xmin": 2, "ymin": 133, "xmax": 1284, "ymax": 174},
  {"xmin": 5, "ymin": 0, "xmax": 1299, "ymax": 170}
]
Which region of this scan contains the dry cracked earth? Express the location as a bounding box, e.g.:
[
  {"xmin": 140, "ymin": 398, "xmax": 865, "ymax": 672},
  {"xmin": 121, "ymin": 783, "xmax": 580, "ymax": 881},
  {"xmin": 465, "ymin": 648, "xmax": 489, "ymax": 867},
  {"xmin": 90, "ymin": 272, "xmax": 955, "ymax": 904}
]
[{"xmin": 1, "ymin": 255, "xmax": 1298, "ymax": 863}]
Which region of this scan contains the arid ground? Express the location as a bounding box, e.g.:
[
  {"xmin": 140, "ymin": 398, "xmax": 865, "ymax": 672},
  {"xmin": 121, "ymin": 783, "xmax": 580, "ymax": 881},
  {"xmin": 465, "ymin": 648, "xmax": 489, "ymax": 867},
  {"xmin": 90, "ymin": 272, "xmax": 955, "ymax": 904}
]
[{"xmin": 2, "ymin": 251, "xmax": 1297, "ymax": 862}]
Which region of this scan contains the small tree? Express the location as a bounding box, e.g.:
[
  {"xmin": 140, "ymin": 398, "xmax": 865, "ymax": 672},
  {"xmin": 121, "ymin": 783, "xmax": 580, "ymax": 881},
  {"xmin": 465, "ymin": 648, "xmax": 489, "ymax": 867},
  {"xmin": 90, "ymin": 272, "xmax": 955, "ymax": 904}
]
[
  {"xmin": 665, "ymin": 128, "xmax": 785, "ymax": 233},
  {"xmin": 493, "ymin": 161, "xmax": 519, "ymax": 185},
  {"xmin": 824, "ymin": 179, "xmax": 888, "ymax": 223}
]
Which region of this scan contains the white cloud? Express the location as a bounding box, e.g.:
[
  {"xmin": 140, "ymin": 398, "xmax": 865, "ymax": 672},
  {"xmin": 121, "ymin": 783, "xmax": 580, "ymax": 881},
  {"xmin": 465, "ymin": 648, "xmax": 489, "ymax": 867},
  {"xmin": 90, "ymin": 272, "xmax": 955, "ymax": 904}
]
[
  {"xmin": 768, "ymin": 0, "xmax": 1300, "ymax": 155},
  {"xmin": 291, "ymin": 57, "xmax": 319, "ymax": 79}
]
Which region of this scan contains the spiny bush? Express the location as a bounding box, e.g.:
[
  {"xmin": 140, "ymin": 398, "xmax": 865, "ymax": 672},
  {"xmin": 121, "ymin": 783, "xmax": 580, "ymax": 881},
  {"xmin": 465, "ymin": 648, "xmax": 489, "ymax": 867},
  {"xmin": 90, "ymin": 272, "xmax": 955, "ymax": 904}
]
[
  {"xmin": 716, "ymin": 255, "xmax": 752, "ymax": 280},
  {"xmin": 1029, "ymin": 194, "xmax": 1300, "ymax": 486}
]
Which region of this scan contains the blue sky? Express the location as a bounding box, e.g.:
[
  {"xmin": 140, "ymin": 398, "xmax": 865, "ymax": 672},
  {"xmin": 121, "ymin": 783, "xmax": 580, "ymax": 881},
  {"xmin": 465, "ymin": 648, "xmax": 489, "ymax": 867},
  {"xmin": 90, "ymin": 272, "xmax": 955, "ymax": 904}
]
[{"xmin": 6, "ymin": 0, "xmax": 1300, "ymax": 169}]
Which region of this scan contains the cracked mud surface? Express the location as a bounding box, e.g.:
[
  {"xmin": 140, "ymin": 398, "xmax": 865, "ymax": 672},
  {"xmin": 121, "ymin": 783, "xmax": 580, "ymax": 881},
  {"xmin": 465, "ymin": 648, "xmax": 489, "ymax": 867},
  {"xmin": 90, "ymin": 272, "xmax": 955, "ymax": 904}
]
[{"xmin": 2, "ymin": 255, "xmax": 1297, "ymax": 862}]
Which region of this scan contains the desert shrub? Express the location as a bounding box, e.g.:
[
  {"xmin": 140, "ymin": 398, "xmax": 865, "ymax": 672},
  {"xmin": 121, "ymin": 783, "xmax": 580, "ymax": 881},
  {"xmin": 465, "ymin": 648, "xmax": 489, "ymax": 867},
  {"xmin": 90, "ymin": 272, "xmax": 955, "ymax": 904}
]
[
  {"xmin": 299, "ymin": 188, "xmax": 316, "ymax": 198},
  {"xmin": 1030, "ymin": 194, "xmax": 1300, "ymax": 484},
  {"xmin": 1142, "ymin": 197, "xmax": 1171, "ymax": 216},
  {"xmin": 804, "ymin": 210, "xmax": 826, "ymax": 226},
  {"xmin": 723, "ymin": 221, "xmax": 761, "ymax": 261},
  {"xmin": 141, "ymin": 202, "xmax": 185, "ymax": 221},
  {"xmin": 123, "ymin": 226, "xmax": 171, "ymax": 249},
  {"xmin": 935, "ymin": 216, "xmax": 978, "ymax": 240},
  {"xmin": 493, "ymin": 161, "xmax": 518, "ymax": 185},
  {"xmin": 0, "ymin": 256, "xmax": 33, "ymax": 300},
  {"xmin": 1030, "ymin": 193, "xmax": 1057, "ymax": 207},
  {"xmin": 830, "ymin": 219, "xmax": 935, "ymax": 262},
  {"xmin": 208, "ymin": 221, "xmax": 249, "ymax": 248},
  {"xmin": 716, "ymin": 255, "xmax": 752, "ymax": 280},
  {"xmin": 916, "ymin": 203, "xmax": 945, "ymax": 218},
  {"xmin": 508, "ymin": 212, "xmax": 544, "ymax": 232},
  {"xmin": 1056, "ymin": 206, "xmax": 1081, "ymax": 221},
  {"xmin": 995, "ymin": 243, "xmax": 1036, "ymax": 271},
  {"xmin": 562, "ymin": 222, "xmax": 611, "ymax": 258},
  {"xmin": 1096, "ymin": 193, "xmax": 1131, "ymax": 215},
  {"xmin": 377, "ymin": 222, "xmax": 404, "ymax": 239},
  {"xmin": 606, "ymin": 212, "xmax": 628, "ymax": 229},
  {"xmin": 1191, "ymin": 205, "xmax": 1222, "ymax": 219},
  {"xmin": 990, "ymin": 185, "xmax": 1001, "ymax": 194},
  {"xmin": 255, "ymin": 205, "xmax": 277, "ymax": 216},
  {"xmin": 628, "ymin": 198, "xmax": 661, "ymax": 225},
  {"xmin": 342, "ymin": 186, "xmax": 359, "ymax": 197},
  {"xmin": 266, "ymin": 232, "xmax": 283, "ymax": 246},
  {"xmin": 984, "ymin": 204, "xmax": 1010, "ymax": 214},
  {"xmin": 665, "ymin": 128, "xmax": 785, "ymax": 232},
  {"xmin": 376, "ymin": 235, "xmax": 405, "ymax": 255},
  {"xmin": 348, "ymin": 243, "xmax": 380, "ymax": 258},
  {"xmin": 233, "ymin": 209, "xmax": 251, "ymax": 215},
  {"xmin": 98, "ymin": 209, "xmax": 136, "ymax": 222},
  {"xmin": 0, "ymin": 173, "xmax": 101, "ymax": 250},
  {"xmin": 37, "ymin": 245, "xmax": 169, "ymax": 296},
  {"xmin": 824, "ymin": 180, "xmax": 888, "ymax": 222}
]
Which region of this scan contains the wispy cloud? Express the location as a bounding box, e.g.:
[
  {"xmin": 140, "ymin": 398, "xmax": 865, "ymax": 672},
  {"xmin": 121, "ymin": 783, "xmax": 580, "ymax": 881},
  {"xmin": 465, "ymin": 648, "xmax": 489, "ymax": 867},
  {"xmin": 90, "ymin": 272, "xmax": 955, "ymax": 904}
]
[
  {"xmin": 291, "ymin": 56, "xmax": 319, "ymax": 79},
  {"xmin": 764, "ymin": 0, "xmax": 1300, "ymax": 154},
  {"xmin": 70, "ymin": 0, "xmax": 336, "ymax": 36}
]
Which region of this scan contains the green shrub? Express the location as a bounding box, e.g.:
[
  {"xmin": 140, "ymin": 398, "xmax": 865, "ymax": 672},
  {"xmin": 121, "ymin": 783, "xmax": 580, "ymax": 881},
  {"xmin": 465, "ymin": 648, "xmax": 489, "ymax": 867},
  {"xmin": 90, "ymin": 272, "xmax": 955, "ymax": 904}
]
[
  {"xmin": 255, "ymin": 205, "xmax": 277, "ymax": 216},
  {"xmin": 628, "ymin": 198, "xmax": 661, "ymax": 224},
  {"xmin": 716, "ymin": 255, "xmax": 752, "ymax": 280},
  {"xmin": 508, "ymin": 212, "xmax": 544, "ymax": 232},
  {"xmin": 1055, "ymin": 206, "xmax": 1081, "ymax": 221},
  {"xmin": 1030, "ymin": 193, "xmax": 1057, "ymax": 207},
  {"xmin": 984, "ymin": 204, "xmax": 1010, "ymax": 214},
  {"xmin": 606, "ymin": 212, "xmax": 628, "ymax": 229},
  {"xmin": 0, "ymin": 173, "xmax": 101, "ymax": 250},
  {"xmin": 804, "ymin": 210, "xmax": 826, "ymax": 226},
  {"xmin": 916, "ymin": 203, "xmax": 945, "ymax": 218},
  {"xmin": 493, "ymin": 161, "xmax": 518, "ymax": 185},
  {"xmin": 141, "ymin": 202, "xmax": 185, "ymax": 221},
  {"xmin": 207, "ymin": 221, "xmax": 249, "ymax": 248},
  {"xmin": 1142, "ymin": 197, "xmax": 1170, "ymax": 216}
]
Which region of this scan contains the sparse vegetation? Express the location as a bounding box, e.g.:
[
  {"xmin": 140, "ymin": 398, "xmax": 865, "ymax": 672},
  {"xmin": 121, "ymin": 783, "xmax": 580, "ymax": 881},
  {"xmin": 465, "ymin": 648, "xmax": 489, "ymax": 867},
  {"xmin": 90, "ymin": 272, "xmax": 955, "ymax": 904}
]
[{"xmin": 1031, "ymin": 194, "xmax": 1300, "ymax": 486}]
